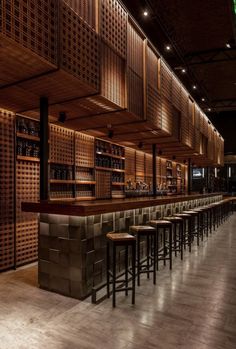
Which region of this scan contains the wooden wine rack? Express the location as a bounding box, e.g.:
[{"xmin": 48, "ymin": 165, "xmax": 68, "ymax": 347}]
[
  {"xmin": 50, "ymin": 124, "xmax": 74, "ymax": 165},
  {"xmin": 96, "ymin": 170, "xmax": 111, "ymax": 199},
  {"xmin": 16, "ymin": 160, "xmax": 39, "ymax": 266},
  {"xmin": 75, "ymin": 132, "xmax": 94, "ymax": 168},
  {"xmin": 0, "ymin": 110, "xmax": 15, "ymax": 271}
]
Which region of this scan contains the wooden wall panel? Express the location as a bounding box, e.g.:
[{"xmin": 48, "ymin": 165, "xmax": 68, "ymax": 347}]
[
  {"xmin": 180, "ymin": 87, "xmax": 189, "ymax": 119},
  {"xmin": 136, "ymin": 150, "xmax": 145, "ymax": 178},
  {"xmin": 16, "ymin": 160, "xmax": 39, "ymax": 266},
  {"xmin": 100, "ymin": 0, "xmax": 127, "ymax": 58},
  {"xmin": 95, "ymin": 170, "xmax": 111, "ymax": 199},
  {"xmin": 172, "ymin": 75, "xmax": 181, "ymax": 111},
  {"xmin": 127, "ymin": 21, "xmax": 144, "ymax": 77},
  {"xmin": 101, "ymin": 43, "xmax": 126, "ymax": 108},
  {"xmin": 145, "ymin": 153, "xmax": 152, "ymax": 178},
  {"xmin": 161, "ymin": 98, "xmax": 173, "ymax": 135},
  {"xmin": 64, "ymin": 0, "xmax": 96, "ymax": 28},
  {"xmin": 161, "ymin": 60, "xmax": 172, "ymax": 101},
  {"xmin": 60, "ymin": 2, "xmax": 100, "ymax": 92},
  {"xmin": 147, "ymin": 45, "xmax": 159, "ymax": 90},
  {"xmin": 0, "ymin": 110, "xmax": 15, "ymax": 271},
  {"xmin": 127, "ymin": 68, "xmax": 144, "ymax": 118},
  {"xmin": 50, "ymin": 125, "xmax": 74, "ymax": 165},
  {"xmin": 147, "ymin": 86, "xmax": 162, "ymax": 129},
  {"xmin": 75, "ymin": 132, "xmax": 94, "ymax": 168}
]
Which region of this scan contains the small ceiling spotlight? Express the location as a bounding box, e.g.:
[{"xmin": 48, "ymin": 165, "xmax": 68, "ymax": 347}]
[
  {"xmin": 58, "ymin": 111, "xmax": 67, "ymax": 123},
  {"xmin": 226, "ymin": 43, "xmax": 231, "ymax": 49},
  {"xmin": 108, "ymin": 130, "xmax": 114, "ymax": 139},
  {"xmin": 138, "ymin": 141, "xmax": 143, "ymax": 149},
  {"xmin": 181, "ymin": 68, "xmax": 186, "ymax": 73},
  {"xmin": 165, "ymin": 45, "xmax": 171, "ymax": 51},
  {"xmin": 193, "ymin": 85, "xmax": 197, "ymax": 90},
  {"xmin": 201, "ymin": 98, "xmax": 205, "ymax": 102},
  {"xmin": 208, "ymin": 108, "xmax": 212, "ymax": 112},
  {"xmin": 143, "ymin": 10, "xmax": 148, "ymax": 16}
]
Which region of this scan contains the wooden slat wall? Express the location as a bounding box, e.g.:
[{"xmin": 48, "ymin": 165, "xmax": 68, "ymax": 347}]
[
  {"xmin": 136, "ymin": 150, "xmax": 145, "ymax": 180},
  {"xmin": 16, "ymin": 160, "xmax": 39, "ymax": 266},
  {"xmin": 0, "ymin": 110, "xmax": 15, "ymax": 271},
  {"xmin": 147, "ymin": 45, "xmax": 162, "ymax": 129},
  {"xmin": 75, "ymin": 132, "xmax": 94, "ymax": 168},
  {"xmin": 101, "ymin": 43, "xmax": 126, "ymax": 108},
  {"xmin": 145, "ymin": 153, "xmax": 152, "ymax": 178},
  {"xmin": 100, "ymin": 0, "xmax": 127, "ymax": 58},
  {"xmin": 0, "ymin": 0, "xmax": 58, "ymax": 65},
  {"xmin": 125, "ymin": 147, "xmax": 136, "ymax": 183},
  {"xmin": 180, "ymin": 87, "xmax": 189, "ymax": 119},
  {"xmin": 95, "ymin": 170, "xmax": 111, "ymax": 199},
  {"xmin": 172, "ymin": 75, "xmax": 181, "ymax": 111},
  {"xmin": 161, "ymin": 97, "xmax": 173, "ymax": 135},
  {"xmin": 64, "ymin": 0, "xmax": 96, "ymax": 28},
  {"xmin": 50, "ymin": 125, "xmax": 74, "ymax": 165},
  {"xmin": 60, "ymin": 2, "xmax": 100, "ymax": 92},
  {"xmin": 161, "ymin": 60, "xmax": 172, "ymax": 101}
]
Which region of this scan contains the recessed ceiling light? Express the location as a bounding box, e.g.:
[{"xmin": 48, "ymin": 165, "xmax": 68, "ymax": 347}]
[
  {"xmin": 193, "ymin": 85, "xmax": 197, "ymax": 90},
  {"xmin": 208, "ymin": 108, "xmax": 212, "ymax": 112},
  {"xmin": 226, "ymin": 43, "xmax": 231, "ymax": 48},
  {"xmin": 143, "ymin": 10, "xmax": 148, "ymax": 16},
  {"xmin": 201, "ymin": 98, "xmax": 205, "ymax": 102},
  {"xmin": 166, "ymin": 45, "xmax": 171, "ymax": 51},
  {"xmin": 181, "ymin": 68, "xmax": 186, "ymax": 73}
]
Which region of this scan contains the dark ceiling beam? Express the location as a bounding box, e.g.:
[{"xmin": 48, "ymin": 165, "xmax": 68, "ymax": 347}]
[
  {"xmin": 185, "ymin": 47, "xmax": 236, "ymax": 66},
  {"xmin": 211, "ymin": 98, "xmax": 236, "ymax": 110}
]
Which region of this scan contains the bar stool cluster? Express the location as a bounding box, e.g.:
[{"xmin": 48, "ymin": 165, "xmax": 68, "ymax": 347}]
[{"xmin": 106, "ymin": 198, "xmax": 233, "ymax": 307}]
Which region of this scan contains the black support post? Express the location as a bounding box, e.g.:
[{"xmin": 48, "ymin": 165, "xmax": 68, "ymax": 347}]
[
  {"xmin": 152, "ymin": 144, "xmax": 157, "ymax": 196},
  {"xmin": 187, "ymin": 158, "xmax": 192, "ymax": 195},
  {"xmin": 40, "ymin": 97, "xmax": 49, "ymax": 200}
]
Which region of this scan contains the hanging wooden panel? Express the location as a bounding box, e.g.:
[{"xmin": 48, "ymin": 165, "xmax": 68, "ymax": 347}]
[
  {"xmin": 60, "ymin": 2, "xmax": 100, "ymax": 92},
  {"xmin": 161, "ymin": 97, "xmax": 173, "ymax": 135},
  {"xmin": 0, "ymin": 0, "xmax": 57, "ymax": 65},
  {"xmin": 64, "ymin": 0, "xmax": 96, "ymax": 28},
  {"xmin": 50, "ymin": 125, "xmax": 74, "ymax": 165},
  {"xmin": 161, "ymin": 60, "xmax": 172, "ymax": 101},
  {"xmin": 16, "ymin": 160, "xmax": 39, "ymax": 266},
  {"xmin": 127, "ymin": 21, "xmax": 144, "ymax": 77},
  {"xmin": 127, "ymin": 68, "xmax": 144, "ymax": 119},
  {"xmin": 172, "ymin": 75, "xmax": 181, "ymax": 111},
  {"xmin": 147, "ymin": 86, "xmax": 162, "ymax": 129},
  {"xmin": 75, "ymin": 132, "xmax": 94, "ymax": 168},
  {"xmin": 95, "ymin": 170, "xmax": 111, "ymax": 199},
  {"xmin": 147, "ymin": 45, "xmax": 159, "ymax": 90},
  {"xmin": 101, "ymin": 43, "xmax": 126, "ymax": 108},
  {"xmin": 100, "ymin": 0, "xmax": 127, "ymax": 58},
  {"xmin": 0, "ymin": 109, "xmax": 15, "ymax": 271},
  {"xmin": 180, "ymin": 86, "xmax": 189, "ymax": 119}
]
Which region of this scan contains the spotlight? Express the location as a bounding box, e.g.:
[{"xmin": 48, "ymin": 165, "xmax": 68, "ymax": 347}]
[
  {"xmin": 143, "ymin": 10, "xmax": 148, "ymax": 16},
  {"xmin": 108, "ymin": 130, "xmax": 114, "ymax": 139},
  {"xmin": 166, "ymin": 45, "xmax": 171, "ymax": 51},
  {"xmin": 181, "ymin": 68, "xmax": 186, "ymax": 73},
  {"xmin": 226, "ymin": 43, "xmax": 231, "ymax": 49},
  {"xmin": 58, "ymin": 111, "xmax": 66, "ymax": 123},
  {"xmin": 193, "ymin": 85, "xmax": 197, "ymax": 90},
  {"xmin": 201, "ymin": 98, "xmax": 205, "ymax": 102},
  {"xmin": 208, "ymin": 108, "xmax": 212, "ymax": 112},
  {"xmin": 138, "ymin": 141, "xmax": 143, "ymax": 149}
]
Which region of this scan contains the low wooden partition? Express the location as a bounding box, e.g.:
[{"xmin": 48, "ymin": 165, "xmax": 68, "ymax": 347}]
[{"xmin": 23, "ymin": 193, "xmax": 222, "ymax": 299}]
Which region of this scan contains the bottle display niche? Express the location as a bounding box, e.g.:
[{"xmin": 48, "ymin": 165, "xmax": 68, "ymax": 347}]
[{"xmin": 16, "ymin": 116, "xmax": 40, "ymax": 162}]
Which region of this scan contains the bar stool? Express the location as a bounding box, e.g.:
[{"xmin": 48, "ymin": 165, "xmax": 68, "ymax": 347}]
[
  {"xmin": 182, "ymin": 210, "xmax": 200, "ymax": 246},
  {"xmin": 149, "ymin": 220, "xmax": 172, "ymax": 270},
  {"xmin": 106, "ymin": 232, "xmax": 136, "ymax": 307},
  {"xmin": 163, "ymin": 216, "xmax": 184, "ymax": 260},
  {"xmin": 129, "ymin": 225, "xmax": 157, "ymax": 286},
  {"xmin": 173, "ymin": 213, "xmax": 192, "ymax": 252}
]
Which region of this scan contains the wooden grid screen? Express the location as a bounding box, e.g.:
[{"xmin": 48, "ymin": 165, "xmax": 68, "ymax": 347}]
[
  {"xmin": 0, "ymin": 110, "xmax": 15, "ymax": 271},
  {"xmin": 16, "ymin": 160, "xmax": 39, "ymax": 266},
  {"xmin": 64, "ymin": 0, "xmax": 96, "ymax": 28},
  {"xmin": 147, "ymin": 46, "xmax": 161, "ymax": 129},
  {"xmin": 50, "ymin": 125, "xmax": 74, "ymax": 165},
  {"xmin": 180, "ymin": 87, "xmax": 189, "ymax": 119},
  {"xmin": 101, "ymin": 43, "xmax": 126, "ymax": 108},
  {"xmin": 60, "ymin": 2, "xmax": 100, "ymax": 92},
  {"xmin": 95, "ymin": 170, "xmax": 111, "ymax": 199},
  {"xmin": 127, "ymin": 68, "xmax": 144, "ymax": 118},
  {"xmin": 127, "ymin": 21, "xmax": 144, "ymax": 77},
  {"xmin": 0, "ymin": 0, "xmax": 58, "ymax": 65},
  {"xmin": 161, "ymin": 98, "xmax": 173, "ymax": 135},
  {"xmin": 136, "ymin": 150, "xmax": 145, "ymax": 179},
  {"xmin": 100, "ymin": 0, "xmax": 127, "ymax": 58},
  {"xmin": 75, "ymin": 132, "xmax": 94, "ymax": 168},
  {"xmin": 172, "ymin": 75, "xmax": 181, "ymax": 111},
  {"xmin": 161, "ymin": 60, "xmax": 172, "ymax": 101}
]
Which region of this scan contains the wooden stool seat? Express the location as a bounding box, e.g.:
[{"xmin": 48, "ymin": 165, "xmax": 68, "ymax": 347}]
[
  {"xmin": 149, "ymin": 220, "xmax": 172, "ymax": 226},
  {"xmin": 106, "ymin": 232, "xmax": 136, "ymax": 242},
  {"xmin": 129, "ymin": 225, "xmax": 156, "ymax": 233},
  {"xmin": 163, "ymin": 216, "xmax": 183, "ymax": 223}
]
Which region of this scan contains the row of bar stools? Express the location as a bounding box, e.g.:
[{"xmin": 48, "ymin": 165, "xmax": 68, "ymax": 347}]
[
  {"xmin": 182, "ymin": 210, "xmax": 200, "ymax": 247},
  {"xmin": 149, "ymin": 220, "xmax": 172, "ymax": 270},
  {"xmin": 163, "ymin": 216, "xmax": 184, "ymax": 260},
  {"xmin": 129, "ymin": 225, "xmax": 157, "ymax": 286},
  {"xmin": 174, "ymin": 213, "xmax": 192, "ymax": 252},
  {"xmin": 106, "ymin": 232, "xmax": 136, "ymax": 307}
]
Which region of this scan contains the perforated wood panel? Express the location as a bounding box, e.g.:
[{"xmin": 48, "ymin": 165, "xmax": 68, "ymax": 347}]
[
  {"xmin": 75, "ymin": 132, "xmax": 94, "ymax": 168},
  {"xmin": 161, "ymin": 60, "xmax": 172, "ymax": 101},
  {"xmin": 101, "ymin": 43, "xmax": 126, "ymax": 108},
  {"xmin": 16, "ymin": 160, "xmax": 39, "ymax": 266},
  {"xmin": 127, "ymin": 68, "xmax": 144, "ymax": 118},
  {"xmin": 50, "ymin": 124, "xmax": 74, "ymax": 165},
  {"xmin": 147, "ymin": 45, "xmax": 159, "ymax": 90},
  {"xmin": 60, "ymin": 2, "xmax": 100, "ymax": 92},
  {"xmin": 147, "ymin": 86, "xmax": 162, "ymax": 129},
  {"xmin": 64, "ymin": 0, "xmax": 96, "ymax": 28},
  {"xmin": 0, "ymin": 0, "xmax": 57, "ymax": 65},
  {"xmin": 127, "ymin": 21, "xmax": 144, "ymax": 76},
  {"xmin": 0, "ymin": 110, "xmax": 15, "ymax": 271},
  {"xmin": 100, "ymin": 0, "xmax": 127, "ymax": 58},
  {"xmin": 95, "ymin": 170, "xmax": 111, "ymax": 199}
]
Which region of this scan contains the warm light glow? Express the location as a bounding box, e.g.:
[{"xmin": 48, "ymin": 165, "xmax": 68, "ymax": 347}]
[
  {"xmin": 215, "ymin": 168, "xmax": 217, "ymax": 178},
  {"xmin": 181, "ymin": 68, "xmax": 186, "ymax": 73},
  {"xmin": 201, "ymin": 98, "xmax": 205, "ymax": 102},
  {"xmin": 193, "ymin": 85, "xmax": 197, "ymax": 90},
  {"xmin": 208, "ymin": 108, "xmax": 212, "ymax": 112},
  {"xmin": 202, "ymin": 168, "xmax": 205, "ymax": 178},
  {"xmin": 143, "ymin": 10, "xmax": 148, "ymax": 16},
  {"xmin": 166, "ymin": 45, "xmax": 171, "ymax": 51},
  {"xmin": 229, "ymin": 166, "xmax": 231, "ymax": 178},
  {"xmin": 226, "ymin": 43, "xmax": 231, "ymax": 48}
]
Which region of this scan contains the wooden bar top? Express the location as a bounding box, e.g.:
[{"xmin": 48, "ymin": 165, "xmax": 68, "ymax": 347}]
[{"xmin": 22, "ymin": 193, "xmax": 222, "ymax": 217}]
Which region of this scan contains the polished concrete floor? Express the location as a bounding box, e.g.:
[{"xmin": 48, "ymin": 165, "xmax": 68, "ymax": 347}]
[{"xmin": 1, "ymin": 214, "xmax": 236, "ymax": 349}]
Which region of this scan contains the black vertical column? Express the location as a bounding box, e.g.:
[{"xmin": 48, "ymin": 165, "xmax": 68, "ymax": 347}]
[
  {"xmin": 152, "ymin": 144, "xmax": 157, "ymax": 196},
  {"xmin": 187, "ymin": 158, "xmax": 191, "ymax": 195},
  {"xmin": 40, "ymin": 97, "xmax": 49, "ymax": 200}
]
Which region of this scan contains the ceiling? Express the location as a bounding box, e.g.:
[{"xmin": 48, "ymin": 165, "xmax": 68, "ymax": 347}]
[{"xmin": 122, "ymin": 0, "xmax": 236, "ymax": 113}]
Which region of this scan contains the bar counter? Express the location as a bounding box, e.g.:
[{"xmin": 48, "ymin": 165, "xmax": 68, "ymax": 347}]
[
  {"xmin": 22, "ymin": 193, "xmax": 222, "ymax": 300},
  {"xmin": 22, "ymin": 193, "xmax": 222, "ymax": 217}
]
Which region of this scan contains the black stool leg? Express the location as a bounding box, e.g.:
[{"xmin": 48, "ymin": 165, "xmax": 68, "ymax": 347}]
[
  {"xmin": 153, "ymin": 233, "xmax": 157, "ymax": 285},
  {"xmin": 157, "ymin": 230, "xmax": 159, "ymax": 271},
  {"xmin": 132, "ymin": 243, "xmax": 136, "ymax": 305},
  {"xmin": 107, "ymin": 242, "xmax": 110, "ymax": 298},
  {"xmin": 147, "ymin": 234, "xmax": 150, "ymax": 279},
  {"xmin": 137, "ymin": 233, "xmax": 141, "ymax": 286},
  {"xmin": 112, "ymin": 243, "xmax": 116, "ymax": 308},
  {"xmin": 163, "ymin": 228, "xmax": 166, "ymax": 266},
  {"xmin": 125, "ymin": 245, "xmax": 128, "ymax": 296},
  {"xmin": 169, "ymin": 226, "xmax": 172, "ymax": 270},
  {"xmin": 180, "ymin": 221, "xmax": 183, "ymax": 260}
]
